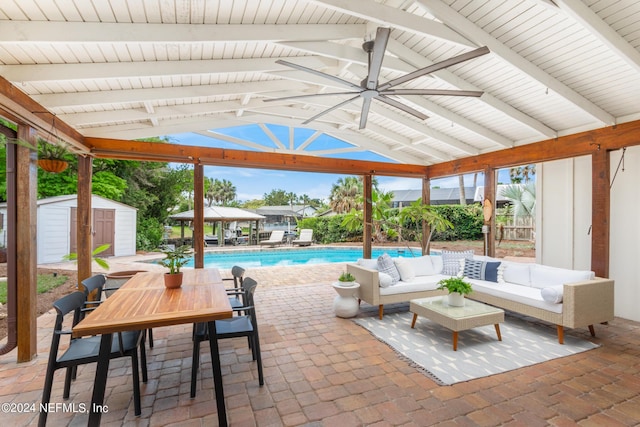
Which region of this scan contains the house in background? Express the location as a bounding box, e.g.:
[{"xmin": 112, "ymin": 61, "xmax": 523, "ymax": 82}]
[
  {"xmin": 0, "ymin": 194, "xmax": 137, "ymax": 264},
  {"xmin": 391, "ymin": 187, "xmax": 478, "ymax": 208},
  {"xmin": 254, "ymin": 205, "xmax": 317, "ymax": 232}
]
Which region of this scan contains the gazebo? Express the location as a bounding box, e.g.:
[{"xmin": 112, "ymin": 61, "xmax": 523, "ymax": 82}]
[{"xmin": 169, "ymin": 206, "xmax": 265, "ymax": 246}]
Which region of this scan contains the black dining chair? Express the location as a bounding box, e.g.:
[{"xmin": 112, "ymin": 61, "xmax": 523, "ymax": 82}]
[
  {"xmin": 38, "ymin": 291, "xmax": 145, "ymax": 427},
  {"xmin": 190, "ymin": 277, "xmax": 264, "ymax": 398},
  {"xmin": 79, "ymin": 274, "xmax": 148, "ymax": 382},
  {"xmin": 224, "ymin": 265, "xmax": 246, "ymax": 310},
  {"xmin": 81, "ymin": 273, "xmax": 154, "ymax": 349}
]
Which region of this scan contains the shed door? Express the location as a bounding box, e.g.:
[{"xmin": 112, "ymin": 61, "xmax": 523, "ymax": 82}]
[
  {"xmin": 70, "ymin": 208, "xmax": 115, "ymax": 257},
  {"xmin": 93, "ymin": 209, "xmax": 115, "ymax": 256}
]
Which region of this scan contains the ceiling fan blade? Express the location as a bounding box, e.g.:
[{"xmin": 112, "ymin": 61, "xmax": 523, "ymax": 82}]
[
  {"xmin": 378, "ymin": 46, "xmax": 490, "ymax": 91},
  {"xmin": 263, "ymin": 91, "xmax": 360, "ymax": 103},
  {"xmin": 359, "ymin": 97, "xmax": 373, "ymax": 129},
  {"xmin": 276, "ymin": 59, "xmax": 362, "ymax": 91},
  {"xmin": 365, "ymin": 27, "xmax": 390, "ymax": 90},
  {"xmin": 302, "ymin": 95, "xmax": 360, "ymax": 125},
  {"xmin": 380, "ymin": 89, "xmax": 484, "ymax": 97},
  {"xmin": 376, "ymin": 95, "xmax": 429, "ymax": 121}
]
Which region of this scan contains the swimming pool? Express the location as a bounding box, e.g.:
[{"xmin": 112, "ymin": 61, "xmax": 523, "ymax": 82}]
[{"xmin": 181, "ymin": 247, "xmax": 422, "ymax": 269}]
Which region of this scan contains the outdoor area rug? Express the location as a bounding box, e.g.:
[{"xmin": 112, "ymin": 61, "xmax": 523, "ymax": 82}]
[{"xmin": 353, "ymin": 311, "xmax": 600, "ymax": 385}]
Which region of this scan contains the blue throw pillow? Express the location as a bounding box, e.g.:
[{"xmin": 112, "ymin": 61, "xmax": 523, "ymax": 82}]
[{"xmin": 463, "ymin": 259, "xmax": 502, "ymax": 282}]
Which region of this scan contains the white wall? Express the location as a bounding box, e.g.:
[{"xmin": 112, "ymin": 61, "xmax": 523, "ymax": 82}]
[
  {"xmin": 537, "ymin": 150, "xmax": 640, "ymax": 322},
  {"xmin": 609, "ymin": 146, "xmax": 640, "ymax": 322},
  {"xmin": 537, "ymin": 156, "xmax": 592, "ymax": 270},
  {"xmin": 37, "ymin": 205, "xmax": 70, "ymax": 264}
]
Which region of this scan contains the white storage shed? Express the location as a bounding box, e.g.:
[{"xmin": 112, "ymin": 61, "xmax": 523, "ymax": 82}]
[{"xmin": 0, "ymin": 194, "xmax": 137, "ymax": 264}]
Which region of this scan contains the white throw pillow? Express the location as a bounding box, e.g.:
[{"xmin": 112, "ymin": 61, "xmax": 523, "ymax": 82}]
[
  {"xmin": 541, "ymin": 285, "xmax": 564, "ymax": 303},
  {"xmin": 377, "ymin": 253, "xmax": 400, "ymax": 285},
  {"xmin": 378, "ymin": 272, "xmax": 393, "ymax": 288},
  {"xmin": 394, "ymin": 258, "xmax": 416, "ymax": 281},
  {"xmin": 501, "ymin": 262, "xmax": 531, "ymax": 286},
  {"xmin": 357, "ymin": 258, "xmax": 379, "ymax": 270}
]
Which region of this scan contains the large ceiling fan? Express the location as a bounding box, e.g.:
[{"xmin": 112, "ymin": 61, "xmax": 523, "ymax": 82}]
[{"xmin": 265, "ymin": 27, "xmax": 490, "ymax": 129}]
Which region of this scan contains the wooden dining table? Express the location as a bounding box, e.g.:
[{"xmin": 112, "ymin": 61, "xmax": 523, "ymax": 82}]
[{"xmin": 72, "ymin": 269, "xmax": 232, "ymax": 426}]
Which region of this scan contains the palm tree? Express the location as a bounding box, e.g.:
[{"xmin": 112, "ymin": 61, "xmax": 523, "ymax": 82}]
[
  {"xmin": 329, "ymin": 177, "xmax": 361, "ymax": 213},
  {"xmin": 329, "ymin": 176, "xmax": 380, "ymax": 213},
  {"xmin": 500, "ymin": 181, "xmax": 536, "ymax": 242},
  {"xmin": 204, "ymin": 177, "xmax": 216, "ymax": 207},
  {"xmin": 218, "ymin": 179, "xmax": 236, "ymax": 206}
]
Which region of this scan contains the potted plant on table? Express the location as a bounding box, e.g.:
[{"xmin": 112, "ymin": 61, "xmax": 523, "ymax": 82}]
[
  {"xmin": 437, "ymin": 276, "xmax": 473, "ymax": 307},
  {"xmin": 160, "ymin": 245, "xmax": 192, "ymax": 289},
  {"xmin": 338, "ymin": 272, "xmax": 356, "ymax": 287}
]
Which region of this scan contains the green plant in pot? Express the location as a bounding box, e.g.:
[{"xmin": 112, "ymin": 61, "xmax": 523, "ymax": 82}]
[
  {"xmin": 338, "ymin": 272, "xmax": 356, "ymax": 286},
  {"xmin": 160, "ymin": 245, "xmax": 192, "ymax": 289},
  {"xmin": 38, "ymin": 139, "xmax": 70, "ymax": 173},
  {"xmin": 437, "ymin": 276, "xmax": 473, "ymax": 307}
]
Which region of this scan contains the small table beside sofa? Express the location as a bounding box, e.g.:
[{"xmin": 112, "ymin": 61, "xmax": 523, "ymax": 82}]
[{"xmin": 347, "ymin": 251, "xmax": 615, "ymax": 344}]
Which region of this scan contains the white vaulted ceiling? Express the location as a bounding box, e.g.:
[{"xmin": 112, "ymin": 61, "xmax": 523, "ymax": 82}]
[{"xmin": 1, "ymin": 0, "xmax": 639, "ymax": 166}]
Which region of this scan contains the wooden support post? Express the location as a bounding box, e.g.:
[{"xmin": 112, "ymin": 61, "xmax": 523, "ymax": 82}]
[
  {"xmin": 483, "ymin": 167, "xmax": 496, "ymax": 257},
  {"xmin": 422, "ymin": 177, "xmax": 431, "ymax": 255},
  {"xmin": 15, "ymin": 125, "xmax": 37, "ymax": 362},
  {"xmin": 77, "ymin": 156, "xmax": 93, "ymax": 288},
  {"xmin": 363, "ymin": 174, "xmax": 372, "ymax": 259},
  {"xmin": 193, "ymin": 164, "xmax": 204, "ymax": 268},
  {"xmin": 591, "ymin": 148, "xmax": 610, "ymax": 278}
]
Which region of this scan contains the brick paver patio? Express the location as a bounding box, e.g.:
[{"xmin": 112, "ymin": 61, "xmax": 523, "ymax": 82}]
[{"xmin": 1, "ymin": 263, "xmax": 639, "ymax": 426}]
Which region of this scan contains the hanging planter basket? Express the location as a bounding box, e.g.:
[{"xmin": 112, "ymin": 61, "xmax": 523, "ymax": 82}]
[{"xmin": 38, "ymin": 159, "xmax": 68, "ymax": 173}]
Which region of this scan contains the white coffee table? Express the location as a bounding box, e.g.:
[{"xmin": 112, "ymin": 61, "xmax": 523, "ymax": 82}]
[{"xmin": 410, "ymin": 296, "xmax": 504, "ymax": 351}]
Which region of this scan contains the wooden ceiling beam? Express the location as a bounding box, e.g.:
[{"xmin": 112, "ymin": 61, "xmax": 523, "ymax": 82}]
[
  {"xmin": 426, "ymin": 120, "xmax": 640, "ymax": 178},
  {"xmin": 86, "ymin": 137, "xmax": 429, "ymax": 178},
  {"xmin": 0, "ymin": 76, "xmax": 87, "ymax": 151}
]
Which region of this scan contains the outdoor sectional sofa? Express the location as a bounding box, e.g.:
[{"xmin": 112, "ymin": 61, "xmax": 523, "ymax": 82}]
[{"xmin": 346, "ymin": 252, "xmax": 615, "ymax": 344}]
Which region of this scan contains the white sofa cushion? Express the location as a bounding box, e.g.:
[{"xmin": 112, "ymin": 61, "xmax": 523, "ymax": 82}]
[
  {"xmin": 431, "ymin": 256, "xmax": 444, "ymax": 274},
  {"xmin": 529, "ymin": 264, "xmax": 595, "ymax": 289},
  {"xmin": 394, "ymin": 258, "xmax": 416, "ymax": 281},
  {"xmin": 377, "ymin": 253, "xmax": 400, "ymax": 285},
  {"xmin": 501, "ymin": 262, "xmax": 532, "ymax": 286},
  {"xmin": 357, "ymin": 258, "xmax": 378, "ymax": 270},
  {"xmin": 379, "ymin": 275, "xmax": 445, "ymax": 296},
  {"xmin": 402, "ymin": 255, "xmax": 440, "ymax": 276},
  {"xmin": 541, "ymin": 285, "xmax": 564, "ymax": 303},
  {"xmin": 468, "ymin": 278, "xmax": 563, "ymax": 314}
]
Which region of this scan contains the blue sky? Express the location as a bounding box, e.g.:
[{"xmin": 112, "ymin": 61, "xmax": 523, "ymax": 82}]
[{"xmin": 167, "ymin": 125, "xmax": 512, "ymax": 203}]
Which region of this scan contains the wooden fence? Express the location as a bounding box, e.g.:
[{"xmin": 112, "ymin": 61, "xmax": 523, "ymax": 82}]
[{"xmin": 497, "ymin": 215, "xmax": 534, "ymax": 241}]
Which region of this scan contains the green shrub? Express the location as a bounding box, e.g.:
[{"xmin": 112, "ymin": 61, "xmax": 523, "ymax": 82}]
[
  {"xmin": 137, "ymin": 217, "xmax": 164, "ymax": 251},
  {"xmin": 298, "ymin": 215, "xmax": 361, "ymax": 243},
  {"xmin": 430, "ymin": 204, "xmax": 483, "ymax": 241}
]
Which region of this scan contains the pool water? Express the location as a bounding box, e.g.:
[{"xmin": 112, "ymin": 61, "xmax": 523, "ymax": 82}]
[{"xmin": 182, "ymin": 247, "xmax": 422, "ymax": 269}]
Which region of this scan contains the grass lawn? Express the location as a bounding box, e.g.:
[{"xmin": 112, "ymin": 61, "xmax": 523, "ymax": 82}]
[{"xmin": 0, "ymin": 274, "xmax": 68, "ymax": 304}]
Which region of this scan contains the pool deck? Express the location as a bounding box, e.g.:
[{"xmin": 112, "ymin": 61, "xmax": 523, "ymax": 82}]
[{"xmin": 4, "ymin": 255, "xmax": 634, "ymax": 426}]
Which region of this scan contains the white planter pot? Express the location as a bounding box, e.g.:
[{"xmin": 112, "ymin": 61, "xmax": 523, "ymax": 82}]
[
  {"xmin": 447, "ymin": 292, "xmax": 465, "ymax": 307},
  {"xmin": 338, "ymin": 281, "xmax": 356, "ymax": 287}
]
